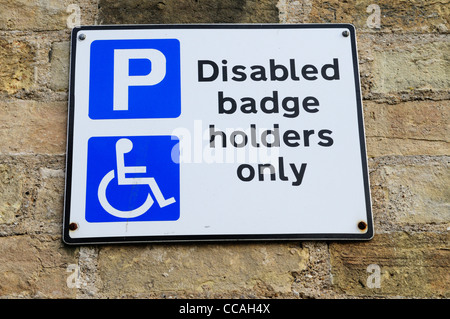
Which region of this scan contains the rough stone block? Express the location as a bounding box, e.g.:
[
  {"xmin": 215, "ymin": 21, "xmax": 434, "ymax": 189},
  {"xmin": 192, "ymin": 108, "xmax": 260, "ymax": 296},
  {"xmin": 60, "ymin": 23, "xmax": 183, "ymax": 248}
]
[
  {"xmin": 98, "ymin": 0, "xmax": 279, "ymax": 24},
  {"xmin": 0, "ymin": 163, "xmax": 23, "ymax": 225},
  {"xmin": 0, "ymin": 0, "xmax": 68, "ymax": 31},
  {"xmin": 0, "ymin": 36, "xmax": 35, "ymax": 95},
  {"xmin": 279, "ymin": 0, "xmax": 449, "ymax": 33},
  {"xmin": 0, "ymin": 155, "xmax": 66, "ymax": 237},
  {"xmin": 98, "ymin": 243, "xmax": 308, "ymax": 297},
  {"xmin": 371, "ymin": 41, "xmax": 449, "ymax": 94},
  {"xmin": 0, "ymin": 100, "xmax": 67, "ymax": 155},
  {"xmin": 369, "ymin": 157, "xmax": 450, "ymax": 230},
  {"xmin": 330, "ymin": 232, "xmax": 450, "ymax": 298},
  {"xmin": 0, "ymin": 235, "xmax": 78, "ymax": 297},
  {"xmin": 364, "ymin": 100, "xmax": 450, "ymax": 157},
  {"xmin": 0, "ymin": 0, "xmax": 98, "ymax": 31},
  {"xmin": 49, "ymin": 41, "xmax": 70, "ymax": 92},
  {"xmin": 34, "ymin": 168, "xmax": 66, "ymax": 234}
]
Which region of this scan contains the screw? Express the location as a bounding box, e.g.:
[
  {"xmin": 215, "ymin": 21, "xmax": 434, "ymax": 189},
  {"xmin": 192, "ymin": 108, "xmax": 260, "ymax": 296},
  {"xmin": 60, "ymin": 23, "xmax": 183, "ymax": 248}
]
[
  {"xmin": 358, "ymin": 221, "xmax": 367, "ymax": 231},
  {"xmin": 342, "ymin": 30, "xmax": 349, "ymax": 37},
  {"xmin": 78, "ymin": 33, "xmax": 86, "ymax": 41},
  {"xmin": 69, "ymin": 222, "xmax": 78, "ymax": 231}
]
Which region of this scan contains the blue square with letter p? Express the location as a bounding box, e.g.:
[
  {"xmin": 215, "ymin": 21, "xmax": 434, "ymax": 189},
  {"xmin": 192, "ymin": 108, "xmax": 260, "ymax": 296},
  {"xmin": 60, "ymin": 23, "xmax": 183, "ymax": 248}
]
[{"xmin": 89, "ymin": 39, "xmax": 181, "ymax": 119}]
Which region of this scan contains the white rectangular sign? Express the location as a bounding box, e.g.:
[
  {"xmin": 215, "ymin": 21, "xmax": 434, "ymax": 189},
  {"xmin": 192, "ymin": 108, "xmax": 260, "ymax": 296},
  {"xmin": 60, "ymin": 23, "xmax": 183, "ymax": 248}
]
[{"xmin": 63, "ymin": 24, "xmax": 373, "ymax": 244}]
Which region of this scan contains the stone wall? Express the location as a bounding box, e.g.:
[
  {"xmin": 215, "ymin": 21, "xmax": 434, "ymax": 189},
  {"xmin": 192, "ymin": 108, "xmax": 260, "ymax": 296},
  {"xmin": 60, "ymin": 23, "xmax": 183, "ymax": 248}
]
[{"xmin": 0, "ymin": 0, "xmax": 448, "ymax": 298}]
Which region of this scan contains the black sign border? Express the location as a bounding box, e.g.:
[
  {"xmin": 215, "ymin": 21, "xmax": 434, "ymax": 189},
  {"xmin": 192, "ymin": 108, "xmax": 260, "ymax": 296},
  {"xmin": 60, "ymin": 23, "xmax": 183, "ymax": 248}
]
[{"xmin": 63, "ymin": 24, "xmax": 373, "ymax": 245}]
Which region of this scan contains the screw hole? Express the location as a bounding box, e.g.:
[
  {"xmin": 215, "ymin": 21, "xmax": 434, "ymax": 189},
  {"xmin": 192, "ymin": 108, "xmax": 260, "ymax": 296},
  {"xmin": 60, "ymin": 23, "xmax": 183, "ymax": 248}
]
[
  {"xmin": 358, "ymin": 221, "xmax": 367, "ymax": 231},
  {"xmin": 69, "ymin": 222, "xmax": 78, "ymax": 231}
]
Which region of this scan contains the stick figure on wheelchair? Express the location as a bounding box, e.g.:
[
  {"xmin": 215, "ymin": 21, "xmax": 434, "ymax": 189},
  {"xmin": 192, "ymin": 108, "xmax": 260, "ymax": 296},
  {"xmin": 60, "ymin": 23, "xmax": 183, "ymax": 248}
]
[{"xmin": 97, "ymin": 138, "xmax": 175, "ymax": 218}]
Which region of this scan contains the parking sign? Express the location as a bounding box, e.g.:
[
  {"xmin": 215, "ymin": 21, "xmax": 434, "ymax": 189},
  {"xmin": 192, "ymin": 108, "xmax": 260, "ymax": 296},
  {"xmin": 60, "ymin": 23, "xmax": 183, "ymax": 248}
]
[
  {"xmin": 85, "ymin": 136, "xmax": 180, "ymax": 222},
  {"xmin": 63, "ymin": 25, "xmax": 373, "ymax": 244},
  {"xmin": 89, "ymin": 39, "xmax": 181, "ymax": 119}
]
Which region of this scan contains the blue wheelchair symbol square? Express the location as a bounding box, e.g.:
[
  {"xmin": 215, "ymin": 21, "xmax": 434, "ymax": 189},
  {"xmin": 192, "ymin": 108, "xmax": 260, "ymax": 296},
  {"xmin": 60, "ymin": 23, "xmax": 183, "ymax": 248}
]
[
  {"xmin": 85, "ymin": 136, "xmax": 180, "ymax": 223},
  {"xmin": 89, "ymin": 39, "xmax": 181, "ymax": 119}
]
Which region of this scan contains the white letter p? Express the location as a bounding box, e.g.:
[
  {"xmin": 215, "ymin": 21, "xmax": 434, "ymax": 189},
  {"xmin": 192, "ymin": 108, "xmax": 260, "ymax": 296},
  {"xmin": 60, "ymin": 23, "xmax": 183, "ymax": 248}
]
[{"xmin": 113, "ymin": 49, "xmax": 166, "ymax": 111}]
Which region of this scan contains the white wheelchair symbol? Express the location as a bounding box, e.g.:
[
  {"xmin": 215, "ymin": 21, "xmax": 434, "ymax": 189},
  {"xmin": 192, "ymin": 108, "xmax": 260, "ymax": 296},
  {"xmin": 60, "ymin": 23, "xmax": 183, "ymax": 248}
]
[{"xmin": 97, "ymin": 138, "xmax": 175, "ymax": 218}]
